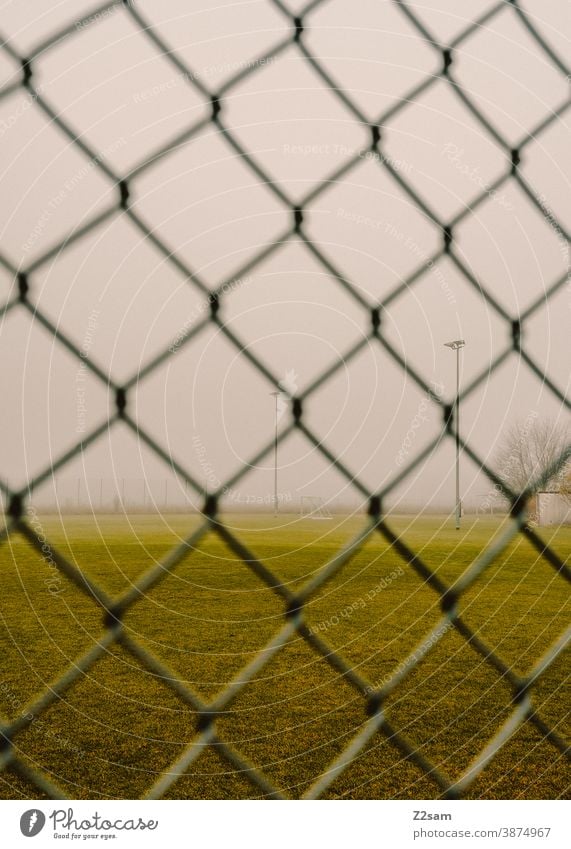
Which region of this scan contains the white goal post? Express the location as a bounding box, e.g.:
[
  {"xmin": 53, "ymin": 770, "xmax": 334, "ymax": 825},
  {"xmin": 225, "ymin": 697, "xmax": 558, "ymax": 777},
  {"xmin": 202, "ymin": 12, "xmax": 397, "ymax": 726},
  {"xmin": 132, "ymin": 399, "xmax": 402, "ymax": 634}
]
[{"xmin": 299, "ymin": 495, "xmax": 332, "ymax": 520}]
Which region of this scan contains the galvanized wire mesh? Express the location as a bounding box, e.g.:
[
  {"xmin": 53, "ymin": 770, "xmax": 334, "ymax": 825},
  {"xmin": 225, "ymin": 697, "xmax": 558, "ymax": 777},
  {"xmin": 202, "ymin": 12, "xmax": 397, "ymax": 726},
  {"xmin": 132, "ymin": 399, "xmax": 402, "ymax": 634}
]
[{"xmin": 0, "ymin": 0, "xmax": 569, "ymax": 799}]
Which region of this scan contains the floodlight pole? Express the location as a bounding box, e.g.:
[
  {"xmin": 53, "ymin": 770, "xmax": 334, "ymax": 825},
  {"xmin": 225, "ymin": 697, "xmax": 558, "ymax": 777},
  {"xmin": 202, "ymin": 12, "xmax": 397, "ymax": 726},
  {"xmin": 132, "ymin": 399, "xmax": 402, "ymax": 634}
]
[
  {"xmin": 444, "ymin": 340, "xmax": 465, "ymax": 530},
  {"xmin": 270, "ymin": 391, "xmax": 280, "ymax": 516}
]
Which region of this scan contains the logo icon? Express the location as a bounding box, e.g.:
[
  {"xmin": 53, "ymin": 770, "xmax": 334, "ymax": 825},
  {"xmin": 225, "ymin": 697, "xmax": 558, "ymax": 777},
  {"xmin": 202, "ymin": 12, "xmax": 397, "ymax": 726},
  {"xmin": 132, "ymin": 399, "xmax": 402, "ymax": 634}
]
[{"xmin": 20, "ymin": 810, "xmax": 46, "ymax": 837}]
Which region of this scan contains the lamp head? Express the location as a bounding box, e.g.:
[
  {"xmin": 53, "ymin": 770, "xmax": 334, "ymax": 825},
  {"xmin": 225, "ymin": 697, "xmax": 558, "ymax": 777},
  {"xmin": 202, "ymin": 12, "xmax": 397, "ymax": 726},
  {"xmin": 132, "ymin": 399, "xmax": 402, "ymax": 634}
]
[{"xmin": 444, "ymin": 339, "xmax": 465, "ymax": 350}]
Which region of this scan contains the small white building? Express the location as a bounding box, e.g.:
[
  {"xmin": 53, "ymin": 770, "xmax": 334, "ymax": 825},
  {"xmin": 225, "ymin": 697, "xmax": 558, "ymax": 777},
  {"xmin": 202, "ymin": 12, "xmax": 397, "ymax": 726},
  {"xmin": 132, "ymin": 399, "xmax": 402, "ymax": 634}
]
[{"xmin": 536, "ymin": 491, "xmax": 571, "ymax": 526}]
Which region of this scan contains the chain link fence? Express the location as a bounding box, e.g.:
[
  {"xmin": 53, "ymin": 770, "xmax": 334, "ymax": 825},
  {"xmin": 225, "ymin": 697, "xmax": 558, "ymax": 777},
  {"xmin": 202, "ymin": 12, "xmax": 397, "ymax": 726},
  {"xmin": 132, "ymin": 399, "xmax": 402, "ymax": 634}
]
[{"xmin": 0, "ymin": 0, "xmax": 569, "ymax": 799}]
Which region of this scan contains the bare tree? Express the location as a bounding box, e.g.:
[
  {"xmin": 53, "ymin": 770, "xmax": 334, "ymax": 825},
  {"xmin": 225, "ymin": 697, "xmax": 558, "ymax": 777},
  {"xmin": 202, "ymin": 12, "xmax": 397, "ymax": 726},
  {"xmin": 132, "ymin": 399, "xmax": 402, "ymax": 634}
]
[{"xmin": 494, "ymin": 417, "xmax": 570, "ymax": 501}]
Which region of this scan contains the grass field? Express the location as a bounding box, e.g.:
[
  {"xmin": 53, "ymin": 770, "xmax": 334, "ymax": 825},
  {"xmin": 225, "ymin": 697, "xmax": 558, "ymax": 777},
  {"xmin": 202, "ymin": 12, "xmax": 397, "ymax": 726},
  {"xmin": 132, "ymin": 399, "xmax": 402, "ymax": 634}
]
[{"xmin": 0, "ymin": 512, "xmax": 569, "ymax": 799}]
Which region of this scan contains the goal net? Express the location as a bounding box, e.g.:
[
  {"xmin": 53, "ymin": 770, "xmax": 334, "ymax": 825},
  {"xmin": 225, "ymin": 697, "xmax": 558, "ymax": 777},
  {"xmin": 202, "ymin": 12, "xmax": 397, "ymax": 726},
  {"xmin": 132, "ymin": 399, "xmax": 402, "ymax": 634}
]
[{"xmin": 299, "ymin": 495, "xmax": 333, "ymax": 520}]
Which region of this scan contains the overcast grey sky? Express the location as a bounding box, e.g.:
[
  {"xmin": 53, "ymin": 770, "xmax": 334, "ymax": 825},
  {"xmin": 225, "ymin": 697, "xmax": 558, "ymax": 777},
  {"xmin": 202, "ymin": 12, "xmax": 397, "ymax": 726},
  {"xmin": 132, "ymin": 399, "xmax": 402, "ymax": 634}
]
[{"xmin": 0, "ymin": 0, "xmax": 569, "ymax": 512}]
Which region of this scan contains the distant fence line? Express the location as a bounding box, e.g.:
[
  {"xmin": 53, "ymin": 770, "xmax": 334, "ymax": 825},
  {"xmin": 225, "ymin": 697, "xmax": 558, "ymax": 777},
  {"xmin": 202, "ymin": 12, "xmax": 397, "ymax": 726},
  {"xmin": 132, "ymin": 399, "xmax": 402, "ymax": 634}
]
[{"xmin": 4, "ymin": 478, "xmax": 525, "ymax": 515}]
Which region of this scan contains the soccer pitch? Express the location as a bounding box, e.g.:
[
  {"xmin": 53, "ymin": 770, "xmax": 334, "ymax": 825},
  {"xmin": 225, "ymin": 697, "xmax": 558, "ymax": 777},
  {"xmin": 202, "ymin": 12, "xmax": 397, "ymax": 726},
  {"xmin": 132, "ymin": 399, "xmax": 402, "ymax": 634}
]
[{"xmin": 0, "ymin": 513, "xmax": 569, "ymax": 800}]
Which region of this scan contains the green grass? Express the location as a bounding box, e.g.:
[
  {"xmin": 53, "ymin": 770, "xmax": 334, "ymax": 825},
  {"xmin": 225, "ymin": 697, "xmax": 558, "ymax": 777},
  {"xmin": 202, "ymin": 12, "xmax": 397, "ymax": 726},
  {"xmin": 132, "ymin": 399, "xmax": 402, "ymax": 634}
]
[{"xmin": 0, "ymin": 512, "xmax": 569, "ymax": 799}]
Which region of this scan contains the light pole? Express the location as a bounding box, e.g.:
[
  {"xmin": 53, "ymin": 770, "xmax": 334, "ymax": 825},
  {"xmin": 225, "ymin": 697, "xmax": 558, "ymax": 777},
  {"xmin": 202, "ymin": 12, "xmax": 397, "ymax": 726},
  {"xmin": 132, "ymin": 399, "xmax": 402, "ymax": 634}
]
[
  {"xmin": 444, "ymin": 340, "xmax": 465, "ymax": 529},
  {"xmin": 270, "ymin": 391, "xmax": 280, "ymax": 516}
]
